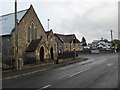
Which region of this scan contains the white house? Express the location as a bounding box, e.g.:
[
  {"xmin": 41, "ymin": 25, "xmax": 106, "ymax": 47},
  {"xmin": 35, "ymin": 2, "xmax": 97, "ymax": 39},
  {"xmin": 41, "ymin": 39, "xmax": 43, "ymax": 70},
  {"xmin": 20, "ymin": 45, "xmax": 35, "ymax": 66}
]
[{"xmin": 91, "ymin": 39, "xmax": 111, "ymax": 50}]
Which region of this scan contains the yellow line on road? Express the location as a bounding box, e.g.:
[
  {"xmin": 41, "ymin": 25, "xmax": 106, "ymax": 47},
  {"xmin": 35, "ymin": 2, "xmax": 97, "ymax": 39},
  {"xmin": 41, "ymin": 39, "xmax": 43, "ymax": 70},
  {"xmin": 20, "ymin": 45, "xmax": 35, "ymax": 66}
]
[{"xmin": 3, "ymin": 68, "xmax": 50, "ymax": 80}]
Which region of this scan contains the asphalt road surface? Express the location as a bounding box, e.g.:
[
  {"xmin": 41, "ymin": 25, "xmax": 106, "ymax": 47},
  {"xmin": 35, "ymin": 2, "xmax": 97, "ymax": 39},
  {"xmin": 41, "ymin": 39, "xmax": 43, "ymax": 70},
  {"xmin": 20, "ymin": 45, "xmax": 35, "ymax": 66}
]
[{"xmin": 2, "ymin": 53, "xmax": 119, "ymax": 89}]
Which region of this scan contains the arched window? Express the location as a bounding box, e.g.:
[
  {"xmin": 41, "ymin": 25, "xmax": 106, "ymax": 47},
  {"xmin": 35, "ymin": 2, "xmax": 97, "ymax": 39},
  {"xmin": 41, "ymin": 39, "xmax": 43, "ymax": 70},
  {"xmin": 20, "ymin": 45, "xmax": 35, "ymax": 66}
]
[
  {"xmin": 34, "ymin": 28, "xmax": 37, "ymax": 39},
  {"xmin": 31, "ymin": 22, "xmax": 37, "ymax": 40},
  {"xmin": 31, "ymin": 23, "xmax": 34, "ymax": 40},
  {"xmin": 28, "ymin": 26, "xmax": 31, "ymax": 42}
]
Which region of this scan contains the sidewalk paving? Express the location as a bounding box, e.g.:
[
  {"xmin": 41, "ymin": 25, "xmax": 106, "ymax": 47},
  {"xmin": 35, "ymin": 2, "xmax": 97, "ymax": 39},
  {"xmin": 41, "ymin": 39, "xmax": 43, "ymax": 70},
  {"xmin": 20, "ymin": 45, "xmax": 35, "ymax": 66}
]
[
  {"xmin": 22, "ymin": 56, "xmax": 87, "ymax": 69},
  {"xmin": 2, "ymin": 57, "xmax": 88, "ymax": 78}
]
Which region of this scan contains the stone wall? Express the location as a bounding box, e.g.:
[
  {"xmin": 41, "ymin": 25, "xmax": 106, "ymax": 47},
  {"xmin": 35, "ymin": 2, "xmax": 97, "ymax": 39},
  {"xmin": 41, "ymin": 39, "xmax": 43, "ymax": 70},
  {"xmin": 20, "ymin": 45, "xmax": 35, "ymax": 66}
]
[
  {"xmin": 11, "ymin": 5, "xmax": 58, "ymax": 64},
  {"xmin": 47, "ymin": 31, "xmax": 58, "ymax": 60},
  {"xmin": 1, "ymin": 35, "xmax": 12, "ymax": 57},
  {"xmin": 16, "ymin": 5, "xmax": 47, "ymax": 57}
]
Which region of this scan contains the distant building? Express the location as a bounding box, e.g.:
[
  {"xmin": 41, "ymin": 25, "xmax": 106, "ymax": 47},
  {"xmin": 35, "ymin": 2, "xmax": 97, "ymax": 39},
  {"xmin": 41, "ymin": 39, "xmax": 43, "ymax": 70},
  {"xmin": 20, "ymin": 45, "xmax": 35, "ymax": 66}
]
[
  {"xmin": 54, "ymin": 34, "xmax": 64, "ymax": 53},
  {"xmin": 0, "ymin": 5, "xmax": 58, "ymax": 64},
  {"xmin": 91, "ymin": 40, "xmax": 100, "ymax": 49},
  {"xmin": 54, "ymin": 33, "xmax": 82, "ymax": 52},
  {"xmin": 91, "ymin": 38, "xmax": 111, "ymax": 50}
]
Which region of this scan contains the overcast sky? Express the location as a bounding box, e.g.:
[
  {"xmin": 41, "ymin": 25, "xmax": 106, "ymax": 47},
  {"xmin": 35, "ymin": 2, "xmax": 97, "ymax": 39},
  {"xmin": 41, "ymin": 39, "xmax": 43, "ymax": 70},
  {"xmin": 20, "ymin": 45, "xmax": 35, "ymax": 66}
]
[{"xmin": 0, "ymin": 0, "xmax": 119, "ymax": 43}]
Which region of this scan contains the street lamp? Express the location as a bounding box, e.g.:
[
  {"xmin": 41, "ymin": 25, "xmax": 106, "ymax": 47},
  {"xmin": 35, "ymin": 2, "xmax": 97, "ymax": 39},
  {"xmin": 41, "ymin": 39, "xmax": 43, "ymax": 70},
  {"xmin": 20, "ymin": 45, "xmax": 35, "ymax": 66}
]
[
  {"xmin": 72, "ymin": 36, "xmax": 76, "ymax": 59},
  {"xmin": 47, "ymin": 19, "xmax": 50, "ymax": 31}
]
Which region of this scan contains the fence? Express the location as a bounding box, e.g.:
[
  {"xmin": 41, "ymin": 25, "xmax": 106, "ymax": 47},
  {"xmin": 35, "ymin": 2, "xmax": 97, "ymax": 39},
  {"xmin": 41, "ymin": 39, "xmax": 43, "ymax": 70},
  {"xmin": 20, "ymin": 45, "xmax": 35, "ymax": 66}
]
[
  {"xmin": 76, "ymin": 50, "xmax": 91, "ymax": 54},
  {"xmin": 58, "ymin": 51, "xmax": 78, "ymax": 59},
  {"xmin": 99, "ymin": 50, "xmax": 114, "ymax": 53},
  {"xmin": 24, "ymin": 56, "xmax": 36, "ymax": 65},
  {"xmin": 2, "ymin": 56, "xmax": 15, "ymax": 70},
  {"xmin": 24, "ymin": 55, "xmax": 53, "ymax": 65},
  {"xmin": 77, "ymin": 49, "xmax": 114, "ymax": 54}
]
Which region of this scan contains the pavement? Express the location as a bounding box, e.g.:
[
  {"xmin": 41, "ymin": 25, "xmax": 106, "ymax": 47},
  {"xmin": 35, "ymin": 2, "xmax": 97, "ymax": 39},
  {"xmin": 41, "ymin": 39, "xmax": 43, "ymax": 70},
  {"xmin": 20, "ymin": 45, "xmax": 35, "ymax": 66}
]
[
  {"xmin": 2, "ymin": 56, "xmax": 87, "ymax": 78},
  {"xmin": 21, "ymin": 56, "xmax": 87, "ymax": 70},
  {"xmin": 2, "ymin": 53, "xmax": 119, "ymax": 89}
]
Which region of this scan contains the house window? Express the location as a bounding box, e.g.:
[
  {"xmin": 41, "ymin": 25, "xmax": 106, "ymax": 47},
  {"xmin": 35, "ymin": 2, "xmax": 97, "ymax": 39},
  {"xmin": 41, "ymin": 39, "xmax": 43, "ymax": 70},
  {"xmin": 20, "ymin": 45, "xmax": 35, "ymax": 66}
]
[{"xmin": 28, "ymin": 26, "xmax": 31, "ymax": 43}]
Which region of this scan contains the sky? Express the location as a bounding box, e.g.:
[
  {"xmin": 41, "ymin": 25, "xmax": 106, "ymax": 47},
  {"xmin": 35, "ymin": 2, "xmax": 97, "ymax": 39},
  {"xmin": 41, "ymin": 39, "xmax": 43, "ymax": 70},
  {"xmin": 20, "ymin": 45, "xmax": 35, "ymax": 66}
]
[{"xmin": 0, "ymin": 0, "xmax": 119, "ymax": 43}]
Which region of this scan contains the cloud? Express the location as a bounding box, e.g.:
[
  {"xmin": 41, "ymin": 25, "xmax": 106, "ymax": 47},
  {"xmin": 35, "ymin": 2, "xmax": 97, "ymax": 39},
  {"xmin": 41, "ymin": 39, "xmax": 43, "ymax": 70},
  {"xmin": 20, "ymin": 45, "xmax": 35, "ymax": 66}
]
[
  {"xmin": 1, "ymin": 0, "xmax": 118, "ymax": 43},
  {"xmin": 52, "ymin": 2, "xmax": 118, "ymax": 43}
]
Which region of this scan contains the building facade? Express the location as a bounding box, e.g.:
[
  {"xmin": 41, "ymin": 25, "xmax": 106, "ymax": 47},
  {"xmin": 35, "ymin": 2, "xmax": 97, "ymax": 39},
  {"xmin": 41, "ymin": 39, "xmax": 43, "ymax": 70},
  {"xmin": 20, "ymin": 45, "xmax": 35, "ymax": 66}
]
[
  {"xmin": 0, "ymin": 35, "xmax": 12, "ymax": 57},
  {"xmin": 1, "ymin": 5, "xmax": 58, "ymax": 64},
  {"xmin": 54, "ymin": 33, "xmax": 82, "ymax": 53},
  {"xmin": 91, "ymin": 38, "xmax": 111, "ymax": 50}
]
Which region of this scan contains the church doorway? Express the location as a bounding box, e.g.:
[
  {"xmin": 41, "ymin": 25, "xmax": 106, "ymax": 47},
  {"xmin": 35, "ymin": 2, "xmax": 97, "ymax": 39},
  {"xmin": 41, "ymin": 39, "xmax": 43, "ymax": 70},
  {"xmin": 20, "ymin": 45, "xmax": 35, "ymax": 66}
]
[
  {"xmin": 50, "ymin": 47, "xmax": 54, "ymax": 60},
  {"xmin": 40, "ymin": 46, "xmax": 44, "ymax": 61}
]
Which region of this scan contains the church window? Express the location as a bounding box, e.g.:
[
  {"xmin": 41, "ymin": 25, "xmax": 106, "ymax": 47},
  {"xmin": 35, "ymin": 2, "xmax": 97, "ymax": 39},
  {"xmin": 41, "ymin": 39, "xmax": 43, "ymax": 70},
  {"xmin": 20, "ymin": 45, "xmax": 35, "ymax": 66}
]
[
  {"xmin": 28, "ymin": 26, "xmax": 31, "ymax": 43},
  {"xmin": 34, "ymin": 28, "xmax": 37, "ymax": 39},
  {"xmin": 31, "ymin": 23, "xmax": 34, "ymax": 40}
]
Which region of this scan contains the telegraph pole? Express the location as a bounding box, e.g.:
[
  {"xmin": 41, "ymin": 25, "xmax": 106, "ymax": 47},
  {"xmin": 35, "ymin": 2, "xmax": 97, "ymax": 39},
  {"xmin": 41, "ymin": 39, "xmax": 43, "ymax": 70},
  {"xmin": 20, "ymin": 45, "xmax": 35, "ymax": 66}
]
[
  {"xmin": 15, "ymin": 0, "xmax": 18, "ymax": 70},
  {"xmin": 47, "ymin": 19, "xmax": 50, "ymax": 31}
]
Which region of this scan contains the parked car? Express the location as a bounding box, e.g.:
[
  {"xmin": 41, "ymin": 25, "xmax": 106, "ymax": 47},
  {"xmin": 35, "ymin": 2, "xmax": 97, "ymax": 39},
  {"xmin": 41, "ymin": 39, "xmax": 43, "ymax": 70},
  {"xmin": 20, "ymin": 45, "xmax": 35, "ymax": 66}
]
[{"xmin": 91, "ymin": 49, "xmax": 100, "ymax": 54}]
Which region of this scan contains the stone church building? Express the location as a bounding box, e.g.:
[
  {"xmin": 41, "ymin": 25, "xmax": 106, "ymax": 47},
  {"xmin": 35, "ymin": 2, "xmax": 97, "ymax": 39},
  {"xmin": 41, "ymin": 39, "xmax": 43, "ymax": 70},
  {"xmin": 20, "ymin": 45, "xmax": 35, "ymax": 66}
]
[{"xmin": 1, "ymin": 5, "xmax": 58, "ymax": 64}]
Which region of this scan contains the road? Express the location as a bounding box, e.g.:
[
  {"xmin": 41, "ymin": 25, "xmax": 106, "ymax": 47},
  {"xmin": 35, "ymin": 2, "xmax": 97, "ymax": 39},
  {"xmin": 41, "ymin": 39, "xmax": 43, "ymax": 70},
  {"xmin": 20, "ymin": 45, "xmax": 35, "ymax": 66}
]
[{"xmin": 2, "ymin": 53, "xmax": 119, "ymax": 89}]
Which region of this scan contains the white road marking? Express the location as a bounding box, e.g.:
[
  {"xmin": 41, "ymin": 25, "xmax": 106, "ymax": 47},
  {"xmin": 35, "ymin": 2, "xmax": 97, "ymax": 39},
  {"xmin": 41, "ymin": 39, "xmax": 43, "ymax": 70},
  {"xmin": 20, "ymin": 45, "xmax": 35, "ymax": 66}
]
[
  {"xmin": 58, "ymin": 66, "xmax": 91, "ymax": 79},
  {"xmin": 58, "ymin": 73, "xmax": 71, "ymax": 79},
  {"xmin": 41, "ymin": 84, "xmax": 51, "ymax": 89},
  {"xmin": 77, "ymin": 59, "xmax": 96, "ymax": 65},
  {"xmin": 107, "ymin": 63, "xmax": 113, "ymax": 67},
  {"xmin": 69, "ymin": 68, "xmax": 91, "ymax": 77}
]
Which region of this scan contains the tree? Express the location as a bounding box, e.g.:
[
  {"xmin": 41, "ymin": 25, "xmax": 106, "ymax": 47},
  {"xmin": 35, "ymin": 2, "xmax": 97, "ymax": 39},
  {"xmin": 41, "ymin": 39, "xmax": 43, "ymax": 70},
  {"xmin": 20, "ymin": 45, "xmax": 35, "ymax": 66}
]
[
  {"xmin": 81, "ymin": 37, "xmax": 87, "ymax": 46},
  {"xmin": 111, "ymin": 39, "xmax": 120, "ymax": 52},
  {"xmin": 103, "ymin": 39, "xmax": 108, "ymax": 42}
]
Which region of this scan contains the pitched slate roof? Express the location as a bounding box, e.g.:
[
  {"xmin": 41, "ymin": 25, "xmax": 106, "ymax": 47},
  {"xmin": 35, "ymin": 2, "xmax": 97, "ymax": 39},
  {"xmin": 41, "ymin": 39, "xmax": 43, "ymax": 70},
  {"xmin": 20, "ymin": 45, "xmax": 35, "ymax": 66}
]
[
  {"xmin": 54, "ymin": 34, "xmax": 64, "ymax": 43},
  {"xmin": 0, "ymin": 9, "xmax": 28, "ymax": 35},
  {"xmin": 26, "ymin": 39, "xmax": 41, "ymax": 52},
  {"xmin": 75, "ymin": 38, "xmax": 81, "ymax": 43},
  {"xmin": 54, "ymin": 33, "xmax": 80, "ymax": 43}
]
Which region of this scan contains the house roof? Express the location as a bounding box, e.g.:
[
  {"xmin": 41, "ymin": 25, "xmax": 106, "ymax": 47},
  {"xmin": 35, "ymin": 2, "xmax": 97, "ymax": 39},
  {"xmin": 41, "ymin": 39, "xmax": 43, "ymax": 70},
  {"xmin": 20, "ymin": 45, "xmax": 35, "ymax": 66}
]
[
  {"xmin": 26, "ymin": 39, "xmax": 41, "ymax": 52},
  {"xmin": 0, "ymin": 34, "xmax": 12, "ymax": 37},
  {"xmin": 75, "ymin": 38, "xmax": 81, "ymax": 43},
  {"xmin": 54, "ymin": 34, "xmax": 64, "ymax": 43},
  {"xmin": 0, "ymin": 9, "xmax": 28, "ymax": 36},
  {"xmin": 54, "ymin": 33, "xmax": 80, "ymax": 43}
]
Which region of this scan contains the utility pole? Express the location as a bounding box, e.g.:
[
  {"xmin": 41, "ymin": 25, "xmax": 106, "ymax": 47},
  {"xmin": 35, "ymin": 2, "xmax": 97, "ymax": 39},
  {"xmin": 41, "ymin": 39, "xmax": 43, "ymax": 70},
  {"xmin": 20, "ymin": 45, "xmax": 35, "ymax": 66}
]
[
  {"xmin": 110, "ymin": 30, "xmax": 113, "ymax": 41},
  {"xmin": 15, "ymin": 0, "xmax": 18, "ymax": 70},
  {"xmin": 47, "ymin": 19, "xmax": 50, "ymax": 31}
]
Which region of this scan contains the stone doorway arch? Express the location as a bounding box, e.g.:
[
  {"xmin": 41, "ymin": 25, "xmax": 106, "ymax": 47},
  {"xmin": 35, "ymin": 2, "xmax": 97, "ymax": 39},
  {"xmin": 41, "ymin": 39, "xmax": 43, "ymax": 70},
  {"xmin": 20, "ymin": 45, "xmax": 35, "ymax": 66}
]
[{"xmin": 40, "ymin": 46, "xmax": 44, "ymax": 61}]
